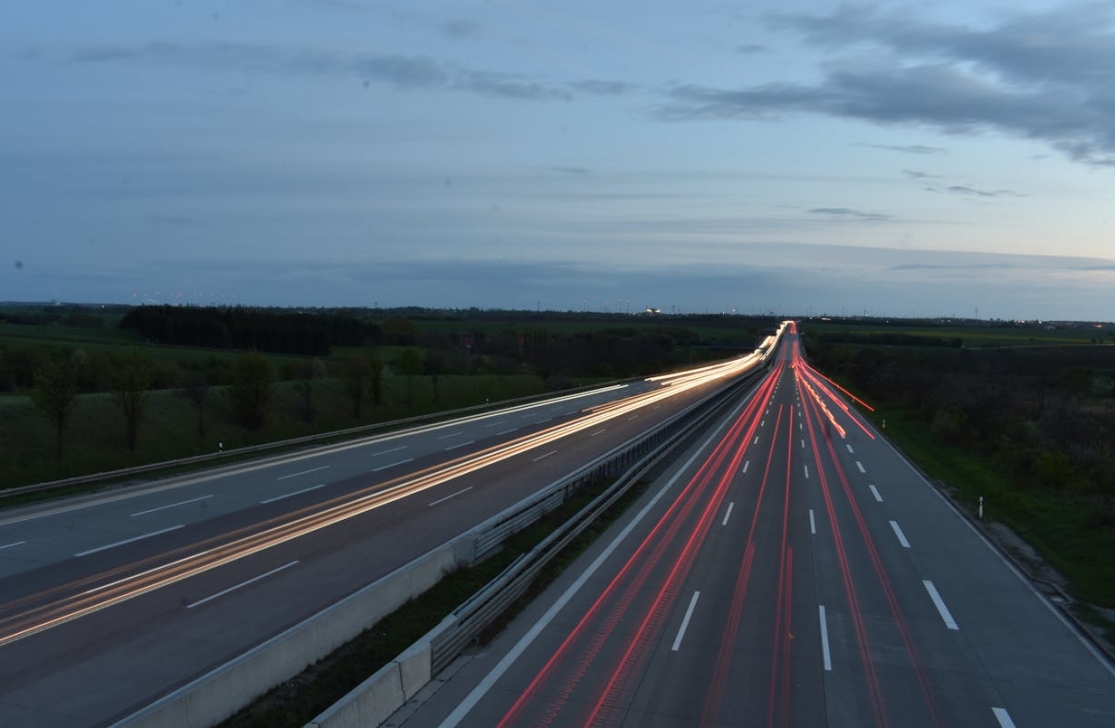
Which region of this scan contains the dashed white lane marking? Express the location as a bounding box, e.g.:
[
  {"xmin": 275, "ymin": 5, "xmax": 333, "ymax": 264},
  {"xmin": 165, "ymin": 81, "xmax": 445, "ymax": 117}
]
[
  {"xmin": 445, "ymin": 440, "xmax": 475, "ymax": 451},
  {"xmin": 277, "ymin": 465, "xmax": 329, "ymax": 480},
  {"xmin": 855, "ymin": 461, "xmax": 866, "ymax": 474},
  {"xmin": 627, "ymin": 415, "xmax": 639, "ymax": 421},
  {"xmin": 722, "ymin": 502, "xmax": 734, "ymax": 526},
  {"xmin": 187, "ymin": 561, "xmax": 299, "ymax": 609},
  {"xmin": 373, "ymin": 458, "xmax": 414, "ymax": 472},
  {"xmin": 991, "ymin": 707, "xmax": 1017, "ymax": 728},
  {"xmin": 590, "ymin": 429, "xmax": 607, "ymax": 437},
  {"xmin": 429, "ymin": 487, "xmax": 473, "ymax": 506},
  {"xmin": 672, "ymin": 591, "xmax": 701, "ymax": 651},
  {"xmin": 869, "ymin": 485, "xmax": 883, "ymax": 502},
  {"xmin": 437, "ymin": 431, "xmax": 463, "ymax": 440},
  {"xmin": 131, "ymin": 494, "xmax": 214, "ymax": 517},
  {"xmin": 804, "ymin": 465, "xmax": 810, "ymax": 479},
  {"xmin": 754, "ymin": 437, "xmax": 759, "ymax": 445},
  {"xmin": 846, "ymin": 444, "xmax": 854, "ymax": 454},
  {"xmin": 0, "ymin": 540, "xmax": 27, "ymax": 551},
  {"xmin": 761, "ymin": 419, "xmax": 765, "ymax": 427},
  {"xmin": 75, "ymin": 525, "xmax": 184, "ymax": 557},
  {"xmin": 371, "ymin": 445, "xmax": 407, "ymax": 457},
  {"xmin": 889, "ymin": 520, "xmax": 911, "ymax": 548},
  {"xmin": 801, "ymin": 438, "xmax": 805, "ymax": 449},
  {"xmin": 261, "ymin": 484, "xmax": 325, "ymax": 504},
  {"xmin": 924, "ymin": 580, "xmax": 960, "ymax": 630},
  {"xmin": 742, "ymin": 460, "xmax": 750, "ymax": 473},
  {"xmin": 532, "ymin": 450, "xmax": 557, "ymax": 462},
  {"xmin": 809, "ymin": 509, "xmax": 816, "ymax": 534},
  {"xmin": 496, "ymin": 428, "xmax": 518, "ymax": 436},
  {"xmin": 819, "ymin": 605, "xmax": 833, "ymax": 670}
]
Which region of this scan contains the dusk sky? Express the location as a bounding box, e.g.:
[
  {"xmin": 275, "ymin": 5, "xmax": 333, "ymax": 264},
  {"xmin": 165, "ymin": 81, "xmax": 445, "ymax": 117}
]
[{"xmin": 3, "ymin": 1, "xmax": 1113, "ymax": 320}]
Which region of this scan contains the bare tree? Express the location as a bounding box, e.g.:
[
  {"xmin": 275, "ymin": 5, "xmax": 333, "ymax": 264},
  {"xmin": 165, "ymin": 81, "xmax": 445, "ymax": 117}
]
[
  {"xmin": 111, "ymin": 351, "xmax": 157, "ymax": 452},
  {"xmin": 180, "ymin": 370, "xmax": 210, "ymax": 437},
  {"xmin": 228, "ymin": 352, "xmax": 275, "ymax": 430},
  {"xmin": 368, "ymin": 356, "xmax": 384, "ymax": 407},
  {"xmin": 342, "ymin": 356, "xmax": 369, "ymax": 418},
  {"xmin": 398, "ymin": 348, "xmax": 424, "ymax": 407},
  {"xmin": 31, "ymin": 350, "xmax": 83, "ymax": 461}
]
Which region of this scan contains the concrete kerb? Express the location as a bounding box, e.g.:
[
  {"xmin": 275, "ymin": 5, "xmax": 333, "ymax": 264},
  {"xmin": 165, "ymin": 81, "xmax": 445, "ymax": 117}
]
[{"xmin": 114, "ymin": 544, "xmax": 460, "ymax": 728}]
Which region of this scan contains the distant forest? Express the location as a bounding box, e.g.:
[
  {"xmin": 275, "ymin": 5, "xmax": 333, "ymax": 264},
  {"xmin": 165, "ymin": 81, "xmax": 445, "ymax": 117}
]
[{"xmin": 119, "ymin": 306, "xmax": 376, "ymax": 355}]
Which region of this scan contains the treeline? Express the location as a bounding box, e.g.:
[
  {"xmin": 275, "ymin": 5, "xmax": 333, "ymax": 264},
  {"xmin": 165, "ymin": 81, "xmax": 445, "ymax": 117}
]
[
  {"xmin": 804, "ymin": 332, "xmax": 1115, "ymax": 521},
  {"xmin": 119, "ymin": 306, "xmax": 381, "ymax": 355},
  {"xmin": 813, "ymin": 331, "xmax": 962, "ymax": 348}
]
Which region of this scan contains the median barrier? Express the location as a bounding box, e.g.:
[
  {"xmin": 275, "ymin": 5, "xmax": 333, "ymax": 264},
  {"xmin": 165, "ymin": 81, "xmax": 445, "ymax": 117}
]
[
  {"xmin": 115, "ymin": 355, "xmax": 777, "ymax": 728},
  {"xmin": 114, "ymin": 544, "xmax": 459, "ymax": 728}
]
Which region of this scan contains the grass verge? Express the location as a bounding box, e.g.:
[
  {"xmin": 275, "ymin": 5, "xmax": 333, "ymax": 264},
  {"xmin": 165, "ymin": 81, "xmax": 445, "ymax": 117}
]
[{"xmin": 862, "ymin": 406, "xmax": 1115, "ymax": 639}]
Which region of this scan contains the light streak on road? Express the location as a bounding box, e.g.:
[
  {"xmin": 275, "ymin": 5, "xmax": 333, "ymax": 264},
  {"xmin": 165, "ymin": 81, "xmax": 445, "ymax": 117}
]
[{"xmin": 0, "ymin": 352, "xmax": 767, "ymax": 648}]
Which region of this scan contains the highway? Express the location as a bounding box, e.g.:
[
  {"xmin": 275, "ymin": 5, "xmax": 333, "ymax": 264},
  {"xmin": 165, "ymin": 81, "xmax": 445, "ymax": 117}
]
[
  {"xmin": 0, "ymin": 354, "xmax": 767, "ymax": 727},
  {"xmin": 401, "ymin": 324, "xmax": 1115, "ymax": 728}
]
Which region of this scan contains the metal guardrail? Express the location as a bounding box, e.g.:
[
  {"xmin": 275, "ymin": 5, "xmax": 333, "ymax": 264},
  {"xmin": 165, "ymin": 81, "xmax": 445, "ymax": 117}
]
[
  {"xmin": 3, "ymin": 379, "xmax": 634, "ymax": 499},
  {"xmin": 428, "ymin": 367, "xmax": 760, "ymax": 673}
]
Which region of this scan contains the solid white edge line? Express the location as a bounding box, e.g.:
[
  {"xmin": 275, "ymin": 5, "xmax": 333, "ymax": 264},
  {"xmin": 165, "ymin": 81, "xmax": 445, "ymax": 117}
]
[
  {"xmin": 869, "ymin": 485, "xmax": 883, "ymax": 502},
  {"xmin": 0, "ymin": 540, "xmax": 27, "ymax": 551},
  {"xmin": 923, "ymin": 580, "xmax": 960, "ymax": 630},
  {"xmin": 429, "ymin": 487, "xmax": 474, "ymax": 507},
  {"xmin": 819, "ymin": 605, "xmax": 832, "ymax": 671},
  {"xmin": 809, "ymin": 510, "xmax": 816, "ymax": 535},
  {"xmin": 532, "ymin": 450, "xmax": 557, "ymax": 462},
  {"xmin": 260, "ymin": 483, "xmax": 325, "ymax": 504},
  {"xmin": 130, "ymin": 494, "xmax": 214, "ymax": 517},
  {"xmin": 186, "ymin": 560, "xmax": 299, "ymax": 609},
  {"xmin": 445, "ymin": 440, "xmax": 476, "ymax": 451},
  {"xmin": 722, "ymin": 502, "xmax": 734, "ymax": 526},
  {"xmin": 992, "ymin": 707, "xmax": 1017, "ymax": 728},
  {"xmin": 436, "ymin": 385, "xmax": 756, "ymax": 728},
  {"xmin": 371, "ymin": 445, "xmax": 408, "ymax": 457},
  {"xmin": 276, "ymin": 465, "xmax": 330, "ymax": 481},
  {"xmin": 672, "ymin": 591, "xmax": 701, "ymax": 651},
  {"xmin": 75, "ymin": 525, "xmax": 185, "ymax": 557},
  {"xmin": 890, "ymin": 520, "xmax": 911, "ymax": 548},
  {"xmin": 372, "ymin": 458, "xmax": 414, "ymax": 472},
  {"xmin": 855, "ymin": 460, "xmax": 866, "ymax": 474}
]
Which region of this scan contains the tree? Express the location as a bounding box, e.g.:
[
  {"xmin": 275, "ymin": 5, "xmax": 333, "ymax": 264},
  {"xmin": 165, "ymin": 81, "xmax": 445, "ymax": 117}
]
[
  {"xmin": 111, "ymin": 351, "xmax": 157, "ymax": 452},
  {"xmin": 368, "ymin": 356, "xmax": 384, "ymax": 407},
  {"xmin": 425, "ymin": 350, "xmax": 446, "ymax": 405},
  {"xmin": 228, "ymin": 352, "xmax": 275, "ymax": 430},
  {"xmin": 31, "ymin": 350, "xmax": 83, "ymax": 461},
  {"xmin": 292, "ymin": 357, "xmax": 326, "ymax": 423},
  {"xmin": 180, "ymin": 370, "xmax": 211, "ymax": 437},
  {"xmin": 342, "ymin": 356, "xmax": 370, "ymax": 418},
  {"xmin": 398, "ymin": 348, "xmax": 424, "ymax": 407}
]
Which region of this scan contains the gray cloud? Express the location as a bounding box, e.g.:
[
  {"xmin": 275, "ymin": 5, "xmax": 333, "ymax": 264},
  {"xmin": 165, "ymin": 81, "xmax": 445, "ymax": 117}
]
[
  {"xmin": 661, "ymin": 4, "xmax": 1115, "ymax": 166},
  {"xmin": 858, "ymin": 143, "xmax": 947, "ymax": 155},
  {"xmin": 945, "ymin": 185, "xmax": 1024, "ymax": 198},
  {"xmin": 903, "ymin": 169, "xmax": 940, "ymax": 180},
  {"xmin": 809, "ymin": 207, "xmax": 890, "ymax": 221},
  {"xmin": 439, "ymin": 19, "xmax": 484, "ymax": 40},
  {"xmin": 61, "ymin": 41, "xmax": 574, "ymax": 101},
  {"xmin": 569, "ymin": 79, "xmax": 638, "ymax": 96}
]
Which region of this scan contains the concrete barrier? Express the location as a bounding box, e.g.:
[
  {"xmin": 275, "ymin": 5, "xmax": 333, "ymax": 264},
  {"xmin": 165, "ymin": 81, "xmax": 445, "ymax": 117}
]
[{"xmin": 115, "ymin": 544, "xmax": 460, "ymax": 728}]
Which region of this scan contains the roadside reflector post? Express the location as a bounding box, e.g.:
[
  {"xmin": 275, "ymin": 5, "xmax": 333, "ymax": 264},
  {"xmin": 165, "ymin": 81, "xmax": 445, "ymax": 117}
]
[{"xmin": 979, "ymin": 496, "xmax": 984, "ymax": 519}]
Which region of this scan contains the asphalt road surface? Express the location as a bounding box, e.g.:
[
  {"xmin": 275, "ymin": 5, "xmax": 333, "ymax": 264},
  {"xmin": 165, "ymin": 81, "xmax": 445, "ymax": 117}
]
[
  {"xmin": 399, "ymin": 325, "xmax": 1115, "ymax": 728},
  {"xmin": 0, "ymin": 361, "xmax": 764, "ymax": 727}
]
